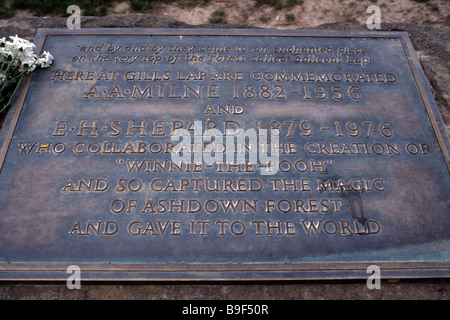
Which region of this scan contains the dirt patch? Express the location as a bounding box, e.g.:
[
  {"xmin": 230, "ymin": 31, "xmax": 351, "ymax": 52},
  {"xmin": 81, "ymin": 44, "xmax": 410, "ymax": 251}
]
[{"xmin": 108, "ymin": 0, "xmax": 449, "ymax": 29}]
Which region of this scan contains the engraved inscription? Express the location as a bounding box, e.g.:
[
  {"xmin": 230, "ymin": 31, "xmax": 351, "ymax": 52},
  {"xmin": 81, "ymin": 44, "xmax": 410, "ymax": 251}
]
[{"xmin": 0, "ymin": 30, "xmax": 448, "ymax": 276}]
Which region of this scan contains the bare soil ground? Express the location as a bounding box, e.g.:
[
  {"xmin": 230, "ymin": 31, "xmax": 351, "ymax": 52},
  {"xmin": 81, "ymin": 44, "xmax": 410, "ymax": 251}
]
[
  {"xmin": 9, "ymin": 0, "xmax": 450, "ymax": 29},
  {"xmin": 106, "ymin": 0, "xmax": 450, "ymax": 29}
]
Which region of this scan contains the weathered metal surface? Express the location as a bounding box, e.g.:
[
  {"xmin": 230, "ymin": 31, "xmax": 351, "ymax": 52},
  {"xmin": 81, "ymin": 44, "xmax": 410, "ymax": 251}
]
[{"xmin": 0, "ymin": 29, "xmax": 448, "ymax": 280}]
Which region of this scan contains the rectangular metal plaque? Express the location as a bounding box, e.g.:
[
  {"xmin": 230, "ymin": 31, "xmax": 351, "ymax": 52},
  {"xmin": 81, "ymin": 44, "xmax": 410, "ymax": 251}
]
[{"xmin": 0, "ymin": 29, "xmax": 449, "ymax": 280}]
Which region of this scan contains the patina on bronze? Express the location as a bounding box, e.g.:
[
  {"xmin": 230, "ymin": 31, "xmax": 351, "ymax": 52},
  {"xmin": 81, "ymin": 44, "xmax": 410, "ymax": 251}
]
[{"xmin": 0, "ymin": 29, "xmax": 448, "ymax": 280}]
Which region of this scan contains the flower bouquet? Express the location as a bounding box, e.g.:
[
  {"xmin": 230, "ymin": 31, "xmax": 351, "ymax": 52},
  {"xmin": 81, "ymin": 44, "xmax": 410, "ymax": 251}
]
[{"xmin": 0, "ymin": 35, "xmax": 53, "ymax": 114}]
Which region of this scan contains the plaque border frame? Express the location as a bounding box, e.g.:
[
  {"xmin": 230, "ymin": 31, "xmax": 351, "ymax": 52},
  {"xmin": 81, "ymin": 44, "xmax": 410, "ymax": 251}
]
[{"xmin": 0, "ymin": 28, "xmax": 448, "ymax": 281}]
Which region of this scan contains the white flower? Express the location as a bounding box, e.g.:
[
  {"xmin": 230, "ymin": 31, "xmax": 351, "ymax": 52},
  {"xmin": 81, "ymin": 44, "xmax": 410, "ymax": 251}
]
[
  {"xmin": 17, "ymin": 50, "xmax": 39, "ymax": 72},
  {"xmin": 0, "ymin": 47, "xmax": 5, "ymax": 62},
  {"xmin": 8, "ymin": 35, "xmax": 35, "ymax": 53},
  {"xmin": 36, "ymin": 51, "xmax": 54, "ymax": 68},
  {"xmin": 18, "ymin": 58, "xmax": 37, "ymax": 73},
  {"xmin": 1, "ymin": 35, "xmax": 53, "ymax": 113},
  {"xmin": 0, "ymin": 35, "xmax": 53, "ymax": 72},
  {"xmin": 3, "ymin": 35, "xmax": 36, "ymax": 70},
  {"xmin": 0, "ymin": 37, "xmax": 6, "ymax": 51}
]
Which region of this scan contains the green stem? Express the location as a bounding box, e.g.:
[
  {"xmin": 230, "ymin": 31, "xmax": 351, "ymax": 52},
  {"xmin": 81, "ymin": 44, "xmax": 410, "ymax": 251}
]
[
  {"xmin": 0, "ymin": 51, "xmax": 20, "ymax": 94},
  {"xmin": 1, "ymin": 54, "xmax": 42, "ymax": 91},
  {"xmin": 0, "ymin": 53, "xmax": 45, "ymax": 113},
  {"xmin": 0, "ymin": 73, "xmax": 24, "ymax": 114}
]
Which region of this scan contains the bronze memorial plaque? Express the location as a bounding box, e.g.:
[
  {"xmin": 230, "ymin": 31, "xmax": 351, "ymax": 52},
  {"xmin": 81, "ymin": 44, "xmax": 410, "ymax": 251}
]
[{"xmin": 0, "ymin": 29, "xmax": 448, "ymax": 280}]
